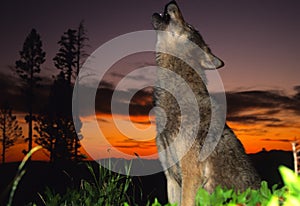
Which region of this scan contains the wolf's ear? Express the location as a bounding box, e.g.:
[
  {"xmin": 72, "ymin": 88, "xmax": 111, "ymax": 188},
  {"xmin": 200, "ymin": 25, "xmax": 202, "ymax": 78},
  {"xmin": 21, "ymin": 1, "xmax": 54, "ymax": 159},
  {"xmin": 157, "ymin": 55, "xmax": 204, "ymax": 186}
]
[{"xmin": 200, "ymin": 53, "xmax": 224, "ymax": 70}]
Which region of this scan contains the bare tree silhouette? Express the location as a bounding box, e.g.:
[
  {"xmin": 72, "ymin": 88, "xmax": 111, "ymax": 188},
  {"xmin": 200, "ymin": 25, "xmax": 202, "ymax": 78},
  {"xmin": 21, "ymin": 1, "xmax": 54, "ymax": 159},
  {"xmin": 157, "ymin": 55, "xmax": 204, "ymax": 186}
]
[{"xmin": 0, "ymin": 104, "xmax": 23, "ymax": 163}]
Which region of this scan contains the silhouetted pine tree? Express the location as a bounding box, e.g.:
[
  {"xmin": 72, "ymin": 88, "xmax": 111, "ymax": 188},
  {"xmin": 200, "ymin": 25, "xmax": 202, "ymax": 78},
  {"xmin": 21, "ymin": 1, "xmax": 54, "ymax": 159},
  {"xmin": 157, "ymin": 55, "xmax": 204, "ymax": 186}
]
[
  {"xmin": 35, "ymin": 22, "xmax": 88, "ymax": 162},
  {"xmin": 0, "ymin": 104, "xmax": 23, "ymax": 163},
  {"xmin": 74, "ymin": 21, "xmax": 88, "ymax": 161},
  {"xmin": 35, "ymin": 73, "xmax": 77, "ymax": 162},
  {"xmin": 15, "ymin": 28, "xmax": 45, "ymax": 155},
  {"xmin": 75, "ymin": 21, "xmax": 89, "ymax": 76},
  {"xmin": 54, "ymin": 21, "xmax": 88, "ymax": 83},
  {"xmin": 53, "ymin": 29, "xmax": 77, "ymax": 85}
]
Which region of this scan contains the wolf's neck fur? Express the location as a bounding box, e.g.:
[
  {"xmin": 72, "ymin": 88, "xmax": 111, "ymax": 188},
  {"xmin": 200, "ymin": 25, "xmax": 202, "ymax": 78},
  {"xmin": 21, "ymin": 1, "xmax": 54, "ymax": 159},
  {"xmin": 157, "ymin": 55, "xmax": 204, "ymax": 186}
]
[{"xmin": 156, "ymin": 52, "xmax": 209, "ymax": 97}]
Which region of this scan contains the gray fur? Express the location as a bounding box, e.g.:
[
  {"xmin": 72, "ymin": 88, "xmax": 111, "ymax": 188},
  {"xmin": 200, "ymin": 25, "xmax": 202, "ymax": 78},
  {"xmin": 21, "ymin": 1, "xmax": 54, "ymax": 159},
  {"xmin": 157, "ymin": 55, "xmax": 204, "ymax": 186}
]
[{"xmin": 152, "ymin": 1, "xmax": 260, "ymax": 205}]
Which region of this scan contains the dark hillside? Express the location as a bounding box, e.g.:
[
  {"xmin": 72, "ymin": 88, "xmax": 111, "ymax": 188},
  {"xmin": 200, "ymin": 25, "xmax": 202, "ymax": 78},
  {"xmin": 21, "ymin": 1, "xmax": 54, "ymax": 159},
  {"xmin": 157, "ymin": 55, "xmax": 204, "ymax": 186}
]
[{"xmin": 0, "ymin": 150, "xmax": 293, "ymax": 205}]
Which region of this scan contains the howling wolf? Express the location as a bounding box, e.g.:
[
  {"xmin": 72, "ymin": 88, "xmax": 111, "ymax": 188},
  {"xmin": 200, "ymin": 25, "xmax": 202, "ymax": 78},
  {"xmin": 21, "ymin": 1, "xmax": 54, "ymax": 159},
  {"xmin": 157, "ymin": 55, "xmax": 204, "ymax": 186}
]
[{"xmin": 152, "ymin": 1, "xmax": 260, "ymax": 205}]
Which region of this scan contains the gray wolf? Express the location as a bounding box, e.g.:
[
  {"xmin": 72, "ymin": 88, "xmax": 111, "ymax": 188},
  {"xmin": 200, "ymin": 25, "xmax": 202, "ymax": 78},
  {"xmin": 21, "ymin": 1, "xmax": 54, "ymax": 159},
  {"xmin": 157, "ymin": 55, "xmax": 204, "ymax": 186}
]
[{"xmin": 152, "ymin": 1, "xmax": 260, "ymax": 205}]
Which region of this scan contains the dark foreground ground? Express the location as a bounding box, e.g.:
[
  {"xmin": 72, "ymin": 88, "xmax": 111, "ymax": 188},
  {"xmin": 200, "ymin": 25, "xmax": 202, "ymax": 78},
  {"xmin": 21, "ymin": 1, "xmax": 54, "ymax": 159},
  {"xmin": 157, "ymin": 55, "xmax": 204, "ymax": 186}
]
[{"xmin": 0, "ymin": 150, "xmax": 293, "ymax": 206}]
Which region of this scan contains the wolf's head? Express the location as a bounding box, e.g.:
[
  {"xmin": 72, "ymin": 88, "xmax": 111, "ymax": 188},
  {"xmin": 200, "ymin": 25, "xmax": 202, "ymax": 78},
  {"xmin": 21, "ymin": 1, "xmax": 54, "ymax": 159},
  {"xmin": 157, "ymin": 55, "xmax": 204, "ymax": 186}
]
[{"xmin": 152, "ymin": 1, "xmax": 224, "ymax": 70}]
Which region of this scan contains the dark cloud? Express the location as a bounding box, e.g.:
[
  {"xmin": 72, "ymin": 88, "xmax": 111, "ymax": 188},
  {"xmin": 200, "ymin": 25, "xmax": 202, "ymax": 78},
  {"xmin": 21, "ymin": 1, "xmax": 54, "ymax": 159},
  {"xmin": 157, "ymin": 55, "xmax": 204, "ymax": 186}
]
[
  {"xmin": 3, "ymin": 62, "xmax": 298, "ymax": 131},
  {"xmin": 230, "ymin": 127, "xmax": 268, "ymax": 137},
  {"xmin": 227, "ymin": 115, "xmax": 281, "ymax": 125},
  {"xmin": 260, "ymin": 138, "xmax": 292, "ymax": 142},
  {"xmin": 226, "ymin": 89, "xmax": 300, "ymax": 126},
  {"xmin": 286, "ymin": 85, "xmax": 300, "ymax": 115},
  {"xmin": 97, "ymin": 118, "xmax": 109, "ymax": 123},
  {"xmin": 128, "ymin": 88, "xmax": 153, "ymax": 116},
  {"xmin": 264, "ymin": 123, "xmax": 291, "ymax": 128},
  {"xmin": 130, "ymin": 120, "xmax": 154, "ymax": 125},
  {"xmin": 99, "ymin": 81, "xmax": 114, "ymax": 89},
  {"xmin": 293, "ymin": 85, "xmax": 300, "ymax": 93},
  {"xmin": 110, "ymin": 72, "xmax": 125, "ymax": 79},
  {"xmin": 0, "ymin": 72, "xmax": 21, "ymax": 108},
  {"xmin": 110, "ymin": 71, "xmax": 153, "ymax": 82},
  {"xmin": 0, "ymin": 71, "xmax": 51, "ymax": 113},
  {"xmin": 226, "ymin": 90, "xmax": 292, "ymax": 116},
  {"xmin": 93, "ymin": 85, "xmax": 300, "ymax": 128},
  {"xmin": 113, "ymin": 139, "xmax": 156, "ymax": 150},
  {"xmin": 95, "ymin": 86, "xmax": 153, "ymax": 117},
  {"xmin": 113, "ymin": 144, "xmax": 140, "ymax": 149}
]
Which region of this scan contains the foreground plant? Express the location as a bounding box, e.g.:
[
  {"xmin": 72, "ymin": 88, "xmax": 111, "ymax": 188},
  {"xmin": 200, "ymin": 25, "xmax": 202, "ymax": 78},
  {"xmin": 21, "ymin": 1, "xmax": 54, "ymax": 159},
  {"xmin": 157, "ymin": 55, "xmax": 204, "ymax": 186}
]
[
  {"xmin": 194, "ymin": 165, "xmax": 300, "ymax": 206},
  {"xmin": 8, "ymin": 157, "xmax": 299, "ymax": 206},
  {"xmin": 7, "ymin": 146, "xmax": 42, "ymax": 206},
  {"xmin": 195, "ymin": 181, "xmax": 284, "ymax": 206},
  {"xmin": 268, "ymin": 166, "xmax": 300, "ymax": 206},
  {"xmin": 31, "ymin": 160, "xmax": 133, "ymax": 206},
  {"xmin": 143, "ymin": 166, "xmax": 299, "ymax": 206}
]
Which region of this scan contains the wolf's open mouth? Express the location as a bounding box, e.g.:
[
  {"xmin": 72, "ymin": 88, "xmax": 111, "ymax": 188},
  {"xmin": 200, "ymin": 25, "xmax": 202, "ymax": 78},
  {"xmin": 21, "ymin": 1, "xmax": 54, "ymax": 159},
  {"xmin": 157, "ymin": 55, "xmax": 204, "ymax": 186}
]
[
  {"xmin": 153, "ymin": 11, "xmax": 170, "ymax": 24},
  {"xmin": 152, "ymin": 11, "xmax": 170, "ymax": 30},
  {"xmin": 152, "ymin": 1, "xmax": 181, "ymax": 30}
]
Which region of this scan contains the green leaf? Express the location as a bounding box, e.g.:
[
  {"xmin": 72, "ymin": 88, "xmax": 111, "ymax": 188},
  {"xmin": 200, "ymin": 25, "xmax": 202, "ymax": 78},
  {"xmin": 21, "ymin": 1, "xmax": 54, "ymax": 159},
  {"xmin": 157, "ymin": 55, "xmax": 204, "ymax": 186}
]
[
  {"xmin": 279, "ymin": 166, "xmax": 300, "ymax": 194},
  {"xmin": 267, "ymin": 195, "xmax": 279, "ymax": 206},
  {"xmin": 196, "ymin": 188, "xmax": 210, "ymax": 206},
  {"xmin": 223, "ymin": 188, "xmax": 233, "ymax": 200},
  {"xmin": 283, "ymin": 195, "xmax": 300, "ymax": 206},
  {"xmin": 151, "ymin": 198, "xmax": 161, "ymax": 206},
  {"xmin": 260, "ymin": 181, "xmax": 272, "ymax": 199}
]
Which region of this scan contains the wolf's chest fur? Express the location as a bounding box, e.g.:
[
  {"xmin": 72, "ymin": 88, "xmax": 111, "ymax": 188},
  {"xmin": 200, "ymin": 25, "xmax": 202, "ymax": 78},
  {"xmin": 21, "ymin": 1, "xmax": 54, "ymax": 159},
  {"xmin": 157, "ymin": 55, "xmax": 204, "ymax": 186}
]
[{"xmin": 154, "ymin": 53, "xmax": 211, "ymax": 148}]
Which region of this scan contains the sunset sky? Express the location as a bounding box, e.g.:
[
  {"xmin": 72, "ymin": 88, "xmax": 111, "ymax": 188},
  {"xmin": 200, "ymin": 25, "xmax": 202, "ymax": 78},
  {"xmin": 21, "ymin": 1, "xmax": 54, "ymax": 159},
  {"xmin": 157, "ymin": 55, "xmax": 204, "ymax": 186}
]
[{"xmin": 0, "ymin": 0, "xmax": 300, "ymax": 162}]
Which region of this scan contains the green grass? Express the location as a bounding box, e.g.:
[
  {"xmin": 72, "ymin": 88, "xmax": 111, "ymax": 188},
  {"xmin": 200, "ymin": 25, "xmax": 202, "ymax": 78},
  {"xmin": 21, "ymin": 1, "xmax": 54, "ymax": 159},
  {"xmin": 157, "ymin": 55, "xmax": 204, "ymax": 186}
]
[
  {"xmin": 28, "ymin": 160, "xmax": 134, "ymax": 206},
  {"xmin": 26, "ymin": 166, "xmax": 300, "ymax": 206},
  {"xmin": 6, "ymin": 147, "xmax": 300, "ymax": 206}
]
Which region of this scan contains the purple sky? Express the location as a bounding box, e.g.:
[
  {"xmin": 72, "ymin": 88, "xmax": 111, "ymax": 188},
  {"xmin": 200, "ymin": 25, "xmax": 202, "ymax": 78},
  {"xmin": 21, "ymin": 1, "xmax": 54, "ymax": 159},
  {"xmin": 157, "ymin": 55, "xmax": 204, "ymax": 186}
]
[
  {"xmin": 1, "ymin": 1, "xmax": 300, "ymax": 161},
  {"xmin": 1, "ymin": 0, "xmax": 299, "ymax": 93}
]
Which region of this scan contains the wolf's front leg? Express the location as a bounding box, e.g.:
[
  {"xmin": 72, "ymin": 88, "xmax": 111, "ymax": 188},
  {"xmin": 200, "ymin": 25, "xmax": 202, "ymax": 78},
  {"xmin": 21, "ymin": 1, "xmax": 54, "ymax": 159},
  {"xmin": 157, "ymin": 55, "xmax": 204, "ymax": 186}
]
[
  {"xmin": 180, "ymin": 175, "xmax": 201, "ymax": 206},
  {"xmin": 180, "ymin": 157, "xmax": 205, "ymax": 206},
  {"xmin": 165, "ymin": 172, "xmax": 181, "ymax": 205}
]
